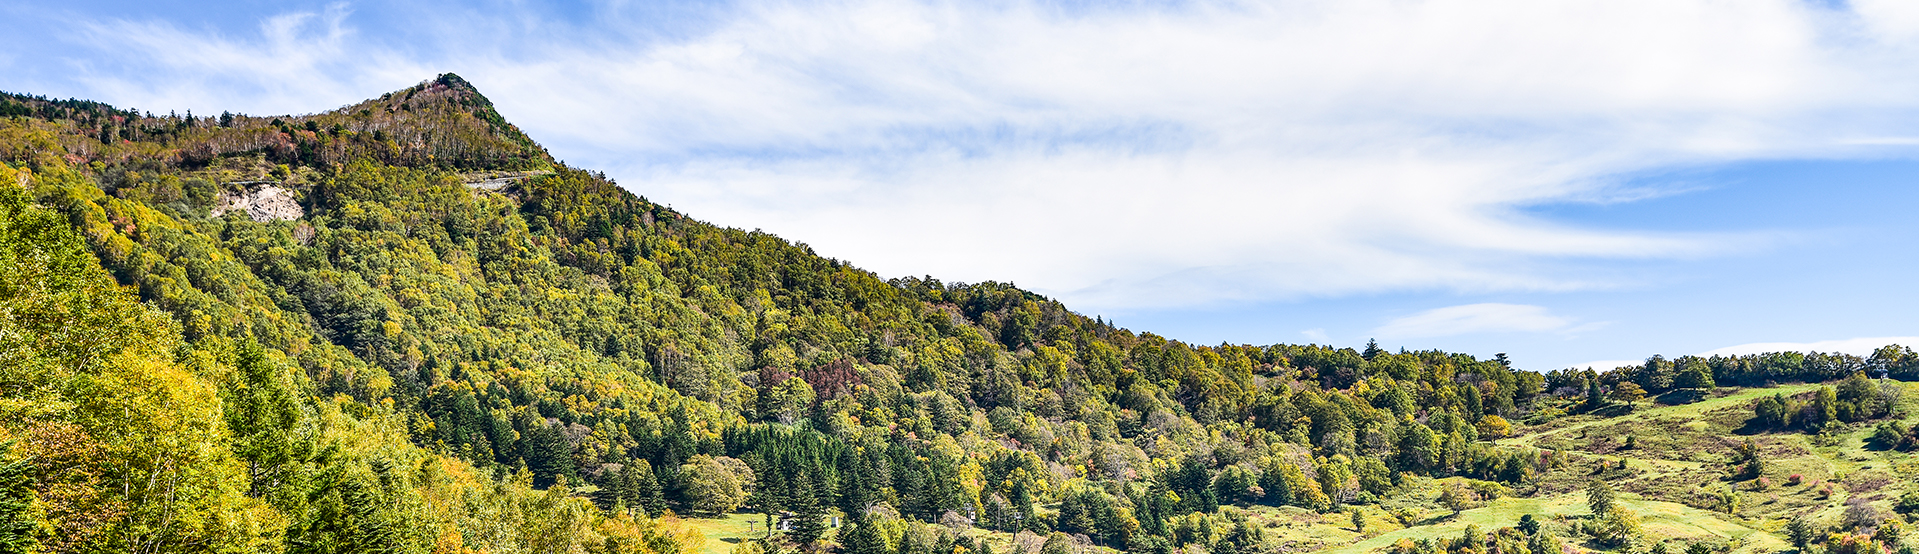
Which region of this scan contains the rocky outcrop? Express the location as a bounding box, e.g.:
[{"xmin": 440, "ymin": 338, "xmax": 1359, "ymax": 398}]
[{"xmin": 213, "ymin": 183, "xmax": 304, "ymax": 222}]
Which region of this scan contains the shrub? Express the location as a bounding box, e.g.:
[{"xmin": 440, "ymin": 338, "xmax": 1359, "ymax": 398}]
[{"xmin": 1897, "ymin": 490, "xmax": 1919, "ymax": 514}]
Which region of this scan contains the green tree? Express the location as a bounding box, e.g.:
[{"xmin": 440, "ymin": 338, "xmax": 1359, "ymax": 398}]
[
  {"xmin": 785, "ymin": 472, "xmax": 828, "ymax": 548},
  {"xmin": 1675, "ymin": 364, "xmax": 1715, "ymax": 390},
  {"xmin": 1440, "ymin": 481, "xmax": 1477, "ymax": 515},
  {"xmin": 1526, "ymin": 532, "xmax": 1560, "ymax": 554},
  {"xmin": 1586, "ymin": 479, "xmax": 1616, "ymax": 517},
  {"xmin": 1785, "ymin": 516, "xmax": 1815, "ymax": 551},
  {"xmin": 1611, "ymin": 382, "xmax": 1647, "ymax": 403},
  {"xmin": 1584, "ymin": 378, "xmax": 1609, "ymax": 410},
  {"xmin": 840, "ymin": 520, "xmax": 887, "ymax": 554},
  {"xmin": 1040, "ymin": 532, "xmax": 1073, "ymax": 554},
  {"xmin": 1753, "ymin": 394, "xmax": 1793, "ymax": 428},
  {"xmin": 1213, "ymin": 465, "xmax": 1262, "ymax": 505},
  {"xmin": 1810, "ymin": 387, "xmax": 1839, "ymax": 431},
  {"xmin": 1588, "ymin": 506, "xmax": 1641, "ymax": 548},
  {"xmin": 679, "ymin": 455, "xmax": 753, "ymax": 516},
  {"xmin": 764, "ymin": 377, "xmax": 816, "ymax": 425},
  {"xmin": 1517, "ymin": 514, "xmax": 1540, "ymax": 535}
]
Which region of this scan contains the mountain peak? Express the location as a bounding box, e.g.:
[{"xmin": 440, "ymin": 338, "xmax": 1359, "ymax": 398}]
[{"xmin": 0, "ymin": 73, "xmax": 552, "ymax": 173}]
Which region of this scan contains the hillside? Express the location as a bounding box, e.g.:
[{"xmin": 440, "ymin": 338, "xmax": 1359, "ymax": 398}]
[{"xmin": 2, "ymin": 75, "xmax": 1916, "ymax": 554}]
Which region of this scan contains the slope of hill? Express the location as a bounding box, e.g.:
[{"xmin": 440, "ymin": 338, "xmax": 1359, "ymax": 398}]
[{"xmin": 2, "ymin": 75, "xmax": 1916, "ymax": 554}]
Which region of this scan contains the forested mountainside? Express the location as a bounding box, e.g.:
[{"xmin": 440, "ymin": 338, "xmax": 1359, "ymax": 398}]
[{"xmin": 3, "ymin": 75, "xmax": 1917, "ymax": 554}]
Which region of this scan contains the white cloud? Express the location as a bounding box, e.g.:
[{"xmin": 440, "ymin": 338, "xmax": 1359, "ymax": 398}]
[
  {"xmin": 66, "ymin": 4, "xmax": 431, "ymax": 116},
  {"xmin": 1373, "ymin": 303, "xmax": 1584, "ymax": 339},
  {"xmin": 39, "ymin": 0, "xmax": 1919, "ymax": 310},
  {"xmin": 1700, "ymin": 337, "xmax": 1919, "ymax": 358}
]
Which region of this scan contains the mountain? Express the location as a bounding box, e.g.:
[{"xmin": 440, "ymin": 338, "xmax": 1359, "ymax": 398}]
[{"xmin": 2, "ymin": 75, "xmax": 1916, "ymax": 554}]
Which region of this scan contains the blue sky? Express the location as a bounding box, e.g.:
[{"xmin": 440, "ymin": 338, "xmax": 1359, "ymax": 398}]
[{"xmin": 5, "ymin": 0, "xmax": 1917, "ymax": 371}]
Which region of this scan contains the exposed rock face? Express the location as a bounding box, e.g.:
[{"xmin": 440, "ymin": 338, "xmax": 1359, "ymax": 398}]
[{"xmin": 214, "ymin": 184, "xmax": 304, "ymax": 222}]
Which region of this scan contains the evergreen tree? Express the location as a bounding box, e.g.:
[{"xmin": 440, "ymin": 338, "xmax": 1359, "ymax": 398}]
[
  {"xmin": 520, "ymin": 413, "xmax": 575, "ymax": 488},
  {"xmin": 837, "ymin": 522, "xmax": 884, "ymax": 554},
  {"xmin": 786, "ymin": 472, "xmax": 829, "ymax": 548},
  {"xmin": 1786, "ymin": 516, "xmax": 1815, "ymax": 551},
  {"xmin": 1587, "ymin": 479, "xmax": 1616, "ymax": 516},
  {"xmin": 633, "ymin": 459, "xmax": 666, "ymax": 516},
  {"xmin": 1517, "ymin": 514, "xmax": 1540, "ymax": 535}
]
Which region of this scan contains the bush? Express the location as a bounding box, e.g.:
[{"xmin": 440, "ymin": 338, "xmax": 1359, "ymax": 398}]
[
  {"xmin": 1895, "ymin": 490, "xmax": 1919, "ymax": 515},
  {"xmin": 1871, "ymin": 422, "xmax": 1908, "ymax": 450}
]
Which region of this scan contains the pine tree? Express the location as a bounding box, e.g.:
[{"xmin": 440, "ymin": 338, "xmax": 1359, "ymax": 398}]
[
  {"xmin": 1584, "ymin": 378, "xmax": 1608, "ymax": 410},
  {"xmin": 836, "ymin": 450, "xmax": 872, "ymax": 518},
  {"xmin": 1587, "ymin": 479, "xmax": 1616, "ymax": 516},
  {"xmin": 786, "ymin": 472, "xmax": 829, "ymax": 548},
  {"xmin": 632, "ymin": 459, "xmax": 666, "ymax": 516},
  {"xmin": 1786, "ymin": 516, "xmax": 1814, "ymax": 551},
  {"xmin": 841, "ymin": 520, "xmax": 887, "ymax": 554}
]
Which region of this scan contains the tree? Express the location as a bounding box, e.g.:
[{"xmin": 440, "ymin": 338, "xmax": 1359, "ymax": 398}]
[
  {"xmin": 521, "ymin": 415, "xmax": 576, "ymax": 488},
  {"xmin": 1611, "ymin": 382, "xmax": 1647, "ymax": 403},
  {"xmin": 1586, "ymin": 479, "xmax": 1616, "ymax": 517},
  {"xmin": 1517, "ymin": 514, "xmax": 1540, "ymax": 535},
  {"xmin": 841, "ymin": 520, "xmax": 887, "ymax": 554},
  {"xmin": 785, "ymin": 472, "xmax": 828, "ymax": 549},
  {"xmin": 1476, "ymin": 415, "xmax": 1512, "ymax": 439},
  {"xmin": 1753, "ymin": 394, "xmax": 1792, "ymax": 428},
  {"xmin": 1871, "ymin": 422, "xmax": 1909, "ymax": 449},
  {"xmin": 1712, "ymin": 485, "xmax": 1740, "ymax": 515},
  {"xmin": 1213, "ymin": 465, "xmax": 1263, "ymax": 505},
  {"xmin": 1363, "ymin": 339, "xmax": 1386, "ymax": 360},
  {"xmin": 1675, "ymin": 364, "xmax": 1715, "ymax": 390},
  {"xmin": 1588, "ymin": 506, "xmax": 1641, "ymax": 548},
  {"xmin": 1584, "ymin": 378, "xmax": 1609, "ymax": 410},
  {"xmin": 680, "ymin": 455, "xmax": 754, "ymax": 516},
  {"xmin": 1040, "ymin": 532, "xmax": 1073, "ymax": 554},
  {"xmin": 1785, "ymin": 516, "xmax": 1815, "ymax": 551},
  {"xmin": 1810, "ymin": 387, "xmax": 1839, "ymax": 431},
  {"xmin": 1440, "ymin": 481, "xmax": 1477, "ymax": 515},
  {"xmin": 1639, "ymin": 355, "xmax": 1676, "ymax": 392},
  {"xmin": 622, "ymin": 460, "xmax": 665, "ymax": 516},
  {"xmin": 1526, "ymin": 532, "xmax": 1560, "ymax": 554},
  {"xmin": 764, "ymin": 377, "xmax": 816, "ymax": 425}
]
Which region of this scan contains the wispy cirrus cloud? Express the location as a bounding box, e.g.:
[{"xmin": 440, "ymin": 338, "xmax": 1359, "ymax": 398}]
[{"xmin": 25, "ymin": 0, "xmax": 1919, "ymax": 312}]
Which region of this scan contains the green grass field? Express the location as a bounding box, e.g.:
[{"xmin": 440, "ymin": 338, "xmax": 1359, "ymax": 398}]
[{"xmin": 683, "ymin": 513, "xmax": 784, "ymax": 554}]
